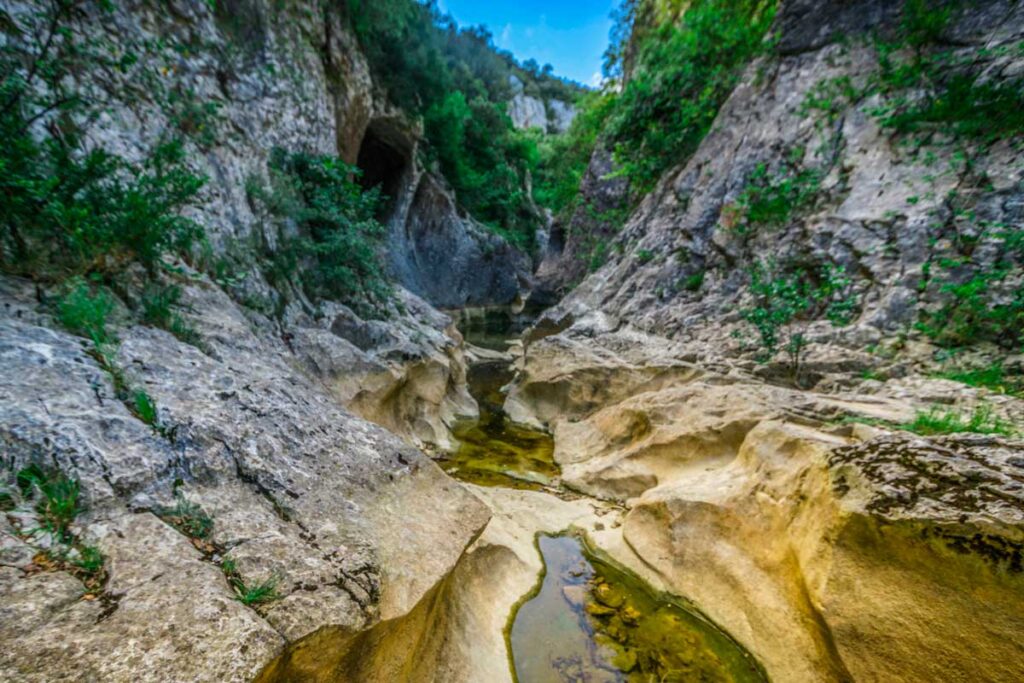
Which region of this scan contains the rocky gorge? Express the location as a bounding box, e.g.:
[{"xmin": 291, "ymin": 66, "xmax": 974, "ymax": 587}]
[{"xmin": 1, "ymin": 0, "xmax": 1023, "ymax": 682}]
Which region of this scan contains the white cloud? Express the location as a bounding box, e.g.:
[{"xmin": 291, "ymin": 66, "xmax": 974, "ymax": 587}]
[
  {"xmin": 498, "ymin": 23, "xmax": 513, "ymax": 49},
  {"xmin": 588, "ymin": 71, "xmax": 603, "ymax": 88}
]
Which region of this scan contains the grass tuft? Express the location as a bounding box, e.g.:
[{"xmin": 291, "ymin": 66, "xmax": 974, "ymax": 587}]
[
  {"xmin": 17, "ymin": 466, "xmax": 82, "ymax": 541},
  {"xmin": 220, "ymin": 556, "xmax": 281, "ymax": 606},
  {"xmin": 158, "ymin": 493, "xmax": 214, "ymax": 540},
  {"xmin": 902, "ymin": 405, "xmax": 1016, "ymax": 437},
  {"xmin": 935, "ymin": 363, "xmax": 1021, "ymax": 395}
]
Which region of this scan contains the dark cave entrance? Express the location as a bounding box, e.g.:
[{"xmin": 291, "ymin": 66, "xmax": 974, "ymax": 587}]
[{"xmin": 356, "ymin": 120, "xmax": 411, "ymax": 219}]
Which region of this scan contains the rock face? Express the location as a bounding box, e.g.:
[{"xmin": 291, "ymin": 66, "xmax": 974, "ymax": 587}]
[
  {"xmin": 35, "ymin": 0, "xmax": 530, "ymax": 314},
  {"xmin": 385, "ymin": 173, "xmax": 533, "ymax": 309},
  {"xmin": 504, "ymin": 322, "xmax": 1024, "ymax": 683},
  {"xmin": 507, "ymin": 75, "xmax": 578, "ymax": 134},
  {"xmin": 0, "ymin": 276, "xmax": 489, "ymax": 681},
  {"xmin": 509, "ymin": 92, "xmax": 549, "ymax": 131},
  {"xmin": 535, "ymin": 147, "xmax": 630, "ymax": 301},
  {"xmin": 556, "ymin": 0, "xmax": 1023, "ymax": 356}
]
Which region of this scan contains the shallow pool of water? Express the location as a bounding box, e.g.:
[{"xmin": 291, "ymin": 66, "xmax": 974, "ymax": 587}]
[
  {"xmin": 435, "ymin": 361, "xmax": 560, "ymax": 490},
  {"xmin": 509, "ymin": 534, "xmax": 768, "ymax": 683}
]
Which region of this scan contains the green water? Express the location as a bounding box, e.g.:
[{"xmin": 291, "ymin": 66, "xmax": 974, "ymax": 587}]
[
  {"xmin": 435, "ymin": 360, "xmax": 560, "ymax": 490},
  {"xmin": 509, "ymin": 534, "xmax": 769, "ymax": 683}
]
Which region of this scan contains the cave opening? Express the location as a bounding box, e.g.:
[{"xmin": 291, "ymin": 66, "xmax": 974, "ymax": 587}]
[{"xmin": 356, "ymin": 120, "xmax": 411, "ymax": 220}]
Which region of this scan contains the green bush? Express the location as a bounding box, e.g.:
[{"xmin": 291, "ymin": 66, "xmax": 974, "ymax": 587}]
[
  {"xmin": 729, "ymin": 160, "xmax": 822, "ymax": 234},
  {"xmin": 56, "ymin": 279, "xmax": 116, "ymax": 348},
  {"xmin": 742, "ymin": 260, "xmax": 858, "ymax": 380},
  {"xmin": 605, "ymin": 0, "xmax": 777, "ymax": 194},
  {"xmin": 532, "ymin": 91, "xmax": 620, "ymax": 220},
  {"xmin": 253, "ymin": 149, "xmax": 391, "ymax": 317},
  {"xmin": 918, "ymin": 223, "xmax": 1024, "ymax": 350},
  {"xmin": 0, "ymin": 3, "xmax": 205, "ymax": 282},
  {"xmin": 423, "ymin": 92, "xmax": 540, "ymax": 250}
]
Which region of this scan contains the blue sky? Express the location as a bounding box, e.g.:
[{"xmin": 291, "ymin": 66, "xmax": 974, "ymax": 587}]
[{"xmin": 436, "ymin": 0, "xmax": 619, "ymax": 86}]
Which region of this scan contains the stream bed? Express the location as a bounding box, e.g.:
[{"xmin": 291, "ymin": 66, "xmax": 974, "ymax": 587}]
[
  {"xmin": 434, "ymin": 360, "xmax": 560, "ymax": 490},
  {"xmin": 442, "ymin": 312, "xmax": 768, "ymax": 683},
  {"xmin": 510, "ymin": 534, "xmax": 769, "ymax": 683}
]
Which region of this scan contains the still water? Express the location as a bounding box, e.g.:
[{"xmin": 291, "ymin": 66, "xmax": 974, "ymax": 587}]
[{"xmin": 509, "ymin": 535, "xmax": 768, "ymax": 683}]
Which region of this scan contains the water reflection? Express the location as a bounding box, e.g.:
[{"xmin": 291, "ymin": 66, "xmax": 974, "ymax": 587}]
[{"xmin": 509, "ymin": 535, "xmax": 768, "ymax": 683}]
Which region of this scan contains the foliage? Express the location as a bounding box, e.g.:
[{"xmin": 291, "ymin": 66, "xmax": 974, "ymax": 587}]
[
  {"xmin": 158, "ymin": 493, "xmax": 214, "ymax": 540},
  {"xmin": 901, "ymin": 0, "xmax": 955, "ymax": 50},
  {"xmin": 741, "ymin": 260, "xmax": 858, "ymax": 381},
  {"xmin": 901, "ymin": 404, "xmax": 1016, "ymax": 437},
  {"xmin": 56, "ymin": 278, "xmax": 116, "ymax": 348},
  {"xmin": 917, "ymin": 222, "xmax": 1024, "ymax": 350},
  {"xmin": 856, "ymin": 2, "xmax": 1024, "ymax": 143},
  {"xmin": 605, "ymin": 0, "xmax": 777, "ymax": 194},
  {"xmin": 423, "ymin": 92, "xmax": 540, "ymax": 249},
  {"xmin": 728, "ymin": 160, "xmax": 822, "ymax": 235},
  {"xmin": 253, "ymin": 149, "xmax": 391, "ymax": 317},
  {"xmin": 0, "ymin": 1, "xmax": 206, "ymax": 282},
  {"xmin": 16, "ymin": 465, "xmax": 82, "ymax": 541},
  {"xmin": 532, "ymin": 92, "xmax": 620, "ymax": 219}
]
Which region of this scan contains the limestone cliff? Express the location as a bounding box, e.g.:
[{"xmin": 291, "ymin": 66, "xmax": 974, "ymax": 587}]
[
  {"xmin": 554, "ymin": 0, "xmax": 1024, "ymax": 376},
  {"xmin": 507, "ymin": 2, "xmax": 1024, "ymax": 681}
]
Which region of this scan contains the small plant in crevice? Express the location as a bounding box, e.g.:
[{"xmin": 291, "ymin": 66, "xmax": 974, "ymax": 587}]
[
  {"xmin": 682, "ymin": 270, "xmax": 705, "ymax": 293},
  {"xmin": 157, "ymin": 492, "xmax": 215, "ymax": 549},
  {"xmin": 131, "ymin": 390, "xmax": 159, "ymax": 427},
  {"xmin": 56, "ymin": 279, "xmax": 117, "ymax": 350},
  {"xmin": 16, "ymin": 464, "xmax": 82, "ymax": 542},
  {"xmin": 845, "ymin": 404, "xmax": 1018, "ymax": 437},
  {"xmin": 741, "ymin": 260, "xmax": 859, "ymax": 385},
  {"xmin": 140, "ymin": 283, "xmax": 202, "ymax": 348},
  {"xmin": 51, "ymin": 281, "xmax": 174, "ymax": 437},
  {"xmin": 221, "ymin": 556, "xmax": 281, "ymax": 607},
  {"xmin": 902, "ymin": 405, "xmax": 1015, "ymax": 437},
  {"xmin": 7, "ymin": 465, "xmax": 107, "ymax": 594}
]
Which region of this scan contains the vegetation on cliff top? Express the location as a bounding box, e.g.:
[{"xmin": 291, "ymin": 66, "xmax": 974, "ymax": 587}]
[
  {"xmin": 340, "ymin": 0, "xmax": 583, "ymax": 251},
  {"xmin": 529, "ymin": 0, "xmax": 777, "ymax": 237}
]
